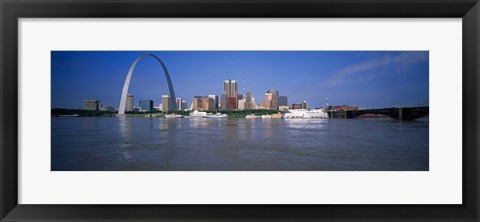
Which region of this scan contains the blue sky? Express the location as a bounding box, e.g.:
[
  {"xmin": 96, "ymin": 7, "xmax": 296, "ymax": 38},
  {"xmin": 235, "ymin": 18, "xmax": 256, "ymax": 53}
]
[{"xmin": 51, "ymin": 51, "xmax": 428, "ymax": 109}]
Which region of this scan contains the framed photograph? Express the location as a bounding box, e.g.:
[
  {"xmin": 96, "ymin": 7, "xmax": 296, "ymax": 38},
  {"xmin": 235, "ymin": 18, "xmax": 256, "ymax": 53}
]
[{"xmin": 1, "ymin": 0, "xmax": 479, "ymax": 221}]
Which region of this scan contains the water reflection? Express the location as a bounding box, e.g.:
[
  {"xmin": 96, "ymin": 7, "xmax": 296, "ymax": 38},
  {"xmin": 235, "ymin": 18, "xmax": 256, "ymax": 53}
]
[{"xmin": 52, "ymin": 117, "xmax": 429, "ymax": 171}]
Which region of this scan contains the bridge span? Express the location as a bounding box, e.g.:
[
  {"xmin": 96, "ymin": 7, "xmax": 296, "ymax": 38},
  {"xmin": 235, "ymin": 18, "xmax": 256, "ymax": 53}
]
[{"xmin": 329, "ymin": 106, "xmax": 429, "ymax": 121}]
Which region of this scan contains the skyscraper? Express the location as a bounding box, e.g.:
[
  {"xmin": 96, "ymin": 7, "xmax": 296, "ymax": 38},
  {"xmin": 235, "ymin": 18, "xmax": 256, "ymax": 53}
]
[
  {"xmin": 126, "ymin": 94, "xmax": 134, "ymax": 112},
  {"xmin": 162, "ymin": 95, "xmax": 171, "ymax": 111},
  {"xmin": 208, "ymin": 95, "xmax": 218, "ymax": 110},
  {"xmin": 221, "ymin": 93, "xmax": 228, "ymax": 110},
  {"xmin": 223, "ymin": 79, "xmax": 238, "ymax": 110},
  {"xmin": 301, "ymin": 101, "xmax": 308, "ymax": 109},
  {"xmin": 278, "ymin": 96, "xmax": 288, "ymax": 106},
  {"xmin": 264, "ymin": 89, "xmax": 279, "ymax": 110},
  {"xmin": 181, "ymin": 101, "xmax": 188, "ymax": 110},
  {"xmin": 238, "ymin": 98, "xmax": 246, "ymax": 110},
  {"xmin": 245, "ymin": 92, "xmax": 253, "ymax": 110},
  {"xmin": 192, "ymin": 96, "xmax": 204, "ymax": 111},
  {"xmin": 176, "ymin": 98, "xmax": 182, "ymax": 111},
  {"xmin": 192, "ymin": 96, "xmax": 214, "ymax": 111},
  {"xmin": 83, "ymin": 99, "xmax": 99, "ymax": 111},
  {"xmin": 139, "ymin": 100, "xmax": 153, "ymax": 111}
]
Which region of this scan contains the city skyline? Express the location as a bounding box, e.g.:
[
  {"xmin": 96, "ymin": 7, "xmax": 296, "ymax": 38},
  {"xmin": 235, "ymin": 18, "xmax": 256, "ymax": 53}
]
[{"xmin": 51, "ymin": 51, "xmax": 429, "ymax": 109}]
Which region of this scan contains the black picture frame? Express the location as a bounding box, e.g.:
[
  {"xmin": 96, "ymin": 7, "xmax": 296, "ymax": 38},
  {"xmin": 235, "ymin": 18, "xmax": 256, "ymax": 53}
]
[{"xmin": 1, "ymin": 0, "xmax": 479, "ymax": 221}]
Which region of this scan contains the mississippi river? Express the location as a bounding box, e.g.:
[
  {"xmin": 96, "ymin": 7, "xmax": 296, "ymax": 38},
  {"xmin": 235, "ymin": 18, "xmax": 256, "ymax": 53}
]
[{"xmin": 51, "ymin": 117, "xmax": 428, "ymax": 171}]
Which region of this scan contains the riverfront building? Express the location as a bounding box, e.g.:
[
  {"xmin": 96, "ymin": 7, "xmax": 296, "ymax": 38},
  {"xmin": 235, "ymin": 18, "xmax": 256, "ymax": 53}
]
[
  {"xmin": 99, "ymin": 104, "xmax": 114, "ymax": 112},
  {"xmin": 291, "ymin": 103, "xmax": 302, "ymax": 109},
  {"xmin": 264, "ymin": 89, "xmax": 279, "ymax": 110},
  {"xmin": 301, "ymin": 101, "xmax": 308, "ymax": 109},
  {"xmin": 139, "ymin": 100, "xmax": 153, "ymax": 111},
  {"xmin": 208, "ymin": 95, "xmax": 219, "ymax": 110},
  {"xmin": 83, "ymin": 99, "xmax": 99, "ymax": 111},
  {"xmin": 181, "ymin": 101, "xmax": 188, "ymax": 110},
  {"xmin": 193, "ymin": 96, "xmax": 215, "ymax": 111},
  {"xmin": 278, "ymin": 96, "xmax": 288, "ymax": 106},
  {"xmin": 245, "ymin": 92, "xmax": 254, "ymax": 110},
  {"xmin": 162, "ymin": 95, "xmax": 171, "ymax": 111},
  {"xmin": 126, "ymin": 94, "xmax": 134, "ymax": 112},
  {"xmin": 279, "ymin": 105, "xmax": 290, "ymax": 111},
  {"xmin": 238, "ymin": 97, "xmax": 246, "ymax": 110},
  {"xmin": 291, "ymin": 101, "xmax": 309, "ymax": 110},
  {"xmin": 223, "ymin": 79, "xmax": 238, "ymax": 110},
  {"xmin": 176, "ymin": 98, "xmax": 183, "ymax": 111}
]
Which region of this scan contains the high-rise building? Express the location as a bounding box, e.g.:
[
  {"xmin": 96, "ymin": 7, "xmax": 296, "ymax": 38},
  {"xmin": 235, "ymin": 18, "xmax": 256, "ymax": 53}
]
[
  {"xmin": 126, "ymin": 94, "xmax": 134, "ymax": 112},
  {"xmin": 301, "ymin": 101, "xmax": 308, "ymax": 109},
  {"xmin": 245, "ymin": 92, "xmax": 253, "ymax": 110},
  {"xmin": 209, "ymin": 95, "xmax": 218, "ymax": 110},
  {"xmin": 278, "ymin": 96, "xmax": 288, "ymax": 106},
  {"xmin": 202, "ymin": 97, "xmax": 215, "ymax": 111},
  {"xmin": 192, "ymin": 96, "xmax": 204, "ymax": 111},
  {"xmin": 193, "ymin": 96, "xmax": 214, "ymax": 111},
  {"xmin": 162, "ymin": 95, "xmax": 171, "ymax": 111},
  {"xmin": 181, "ymin": 101, "xmax": 188, "ymax": 110},
  {"xmin": 223, "ymin": 79, "xmax": 238, "ymax": 110},
  {"xmin": 139, "ymin": 100, "xmax": 153, "ymax": 111},
  {"xmin": 83, "ymin": 99, "xmax": 99, "ymax": 111},
  {"xmin": 221, "ymin": 93, "xmax": 228, "ymax": 110},
  {"xmin": 264, "ymin": 89, "xmax": 279, "ymax": 110},
  {"xmin": 238, "ymin": 98, "xmax": 246, "ymax": 110},
  {"xmin": 176, "ymin": 98, "xmax": 182, "ymax": 111}
]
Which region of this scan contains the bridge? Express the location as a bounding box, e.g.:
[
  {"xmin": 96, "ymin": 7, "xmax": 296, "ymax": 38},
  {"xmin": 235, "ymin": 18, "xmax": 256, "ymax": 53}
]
[{"xmin": 328, "ymin": 106, "xmax": 429, "ymax": 121}]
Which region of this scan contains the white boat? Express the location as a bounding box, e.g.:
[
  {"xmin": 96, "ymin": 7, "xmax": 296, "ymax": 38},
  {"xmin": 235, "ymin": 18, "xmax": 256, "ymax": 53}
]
[
  {"xmin": 207, "ymin": 113, "xmax": 228, "ymax": 118},
  {"xmin": 165, "ymin": 114, "xmax": 183, "ymax": 118},
  {"xmin": 261, "ymin": 114, "xmax": 272, "ymax": 119},
  {"xmin": 282, "ymin": 109, "xmax": 329, "ymax": 119},
  {"xmin": 188, "ymin": 110, "xmax": 208, "ymax": 118},
  {"xmin": 245, "ymin": 114, "xmax": 260, "ymax": 119}
]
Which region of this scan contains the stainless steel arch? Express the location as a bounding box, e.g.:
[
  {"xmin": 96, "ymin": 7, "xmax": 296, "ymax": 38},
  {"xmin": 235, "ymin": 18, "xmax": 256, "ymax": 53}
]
[{"xmin": 118, "ymin": 54, "xmax": 176, "ymax": 115}]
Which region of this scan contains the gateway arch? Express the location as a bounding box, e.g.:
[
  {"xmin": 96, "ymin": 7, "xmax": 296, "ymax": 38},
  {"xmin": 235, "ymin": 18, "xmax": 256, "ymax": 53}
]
[{"xmin": 118, "ymin": 54, "xmax": 176, "ymax": 115}]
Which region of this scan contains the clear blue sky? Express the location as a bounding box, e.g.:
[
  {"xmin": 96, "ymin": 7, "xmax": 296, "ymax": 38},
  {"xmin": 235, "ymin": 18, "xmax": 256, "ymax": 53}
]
[{"xmin": 51, "ymin": 51, "xmax": 428, "ymax": 109}]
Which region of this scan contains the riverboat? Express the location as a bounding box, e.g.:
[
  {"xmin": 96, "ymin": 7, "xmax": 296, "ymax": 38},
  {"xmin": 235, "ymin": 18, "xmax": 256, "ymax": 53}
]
[
  {"xmin": 207, "ymin": 113, "xmax": 228, "ymax": 118},
  {"xmin": 165, "ymin": 114, "xmax": 183, "ymax": 118},
  {"xmin": 282, "ymin": 109, "xmax": 329, "ymax": 119}
]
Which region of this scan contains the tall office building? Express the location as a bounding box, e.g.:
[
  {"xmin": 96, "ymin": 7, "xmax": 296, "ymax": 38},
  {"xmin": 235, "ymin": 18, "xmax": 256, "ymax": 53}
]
[
  {"xmin": 193, "ymin": 96, "xmax": 214, "ymax": 111},
  {"xmin": 208, "ymin": 95, "xmax": 218, "ymax": 110},
  {"xmin": 238, "ymin": 98, "xmax": 246, "ymax": 110},
  {"xmin": 264, "ymin": 89, "xmax": 279, "ymax": 110},
  {"xmin": 83, "ymin": 99, "xmax": 99, "ymax": 111},
  {"xmin": 162, "ymin": 95, "xmax": 171, "ymax": 111},
  {"xmin": 220, "ymin": 93, "xmax": 228, "ymax": 110},
  {"xmin": 223, "ymin": 79, "xmax": 238, "ymax": 110},
  {"xmin": 278, "ymin": 96, "xmax": 288, "ymax": 106},
  {"xmin": 192, "ymin": 96, "xmax": 204, "ymax": 111},
  {"xmin": 301, "ymin": 101, "xmax": 309, "ymax": 109},
  {"xmin": 139, "ymin": 100, "xmax": 153, "ymax": 111},
  {"xmin": 181, "ymin": 101, "xmax": 188, "ymax": 110},
  {"xmin": 126, "ymin": 94, "xmax": 134, "ymax": 112},
  {"xmin": 202, "ymin": 97, "xmax": 215, "ymax": 111},
  {"xmin": 176, "ymin": 98, "xmax": 182, "ymax": 111},
  {"xmin": 245, "ymin": 92, "xmax": 253, "ymax": 110}
]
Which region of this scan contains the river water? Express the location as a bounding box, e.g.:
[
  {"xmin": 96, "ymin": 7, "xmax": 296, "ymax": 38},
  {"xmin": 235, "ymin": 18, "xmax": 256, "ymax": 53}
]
[{"xmin": 51, "ymin": 117, "xmax": 428, "ymax": 171}]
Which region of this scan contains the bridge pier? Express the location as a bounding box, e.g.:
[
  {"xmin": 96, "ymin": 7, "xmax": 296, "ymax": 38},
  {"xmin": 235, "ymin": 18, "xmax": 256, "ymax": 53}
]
[{"xmin": 329, "ymin": 111, "xmax": 347, "ymax": 119}]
